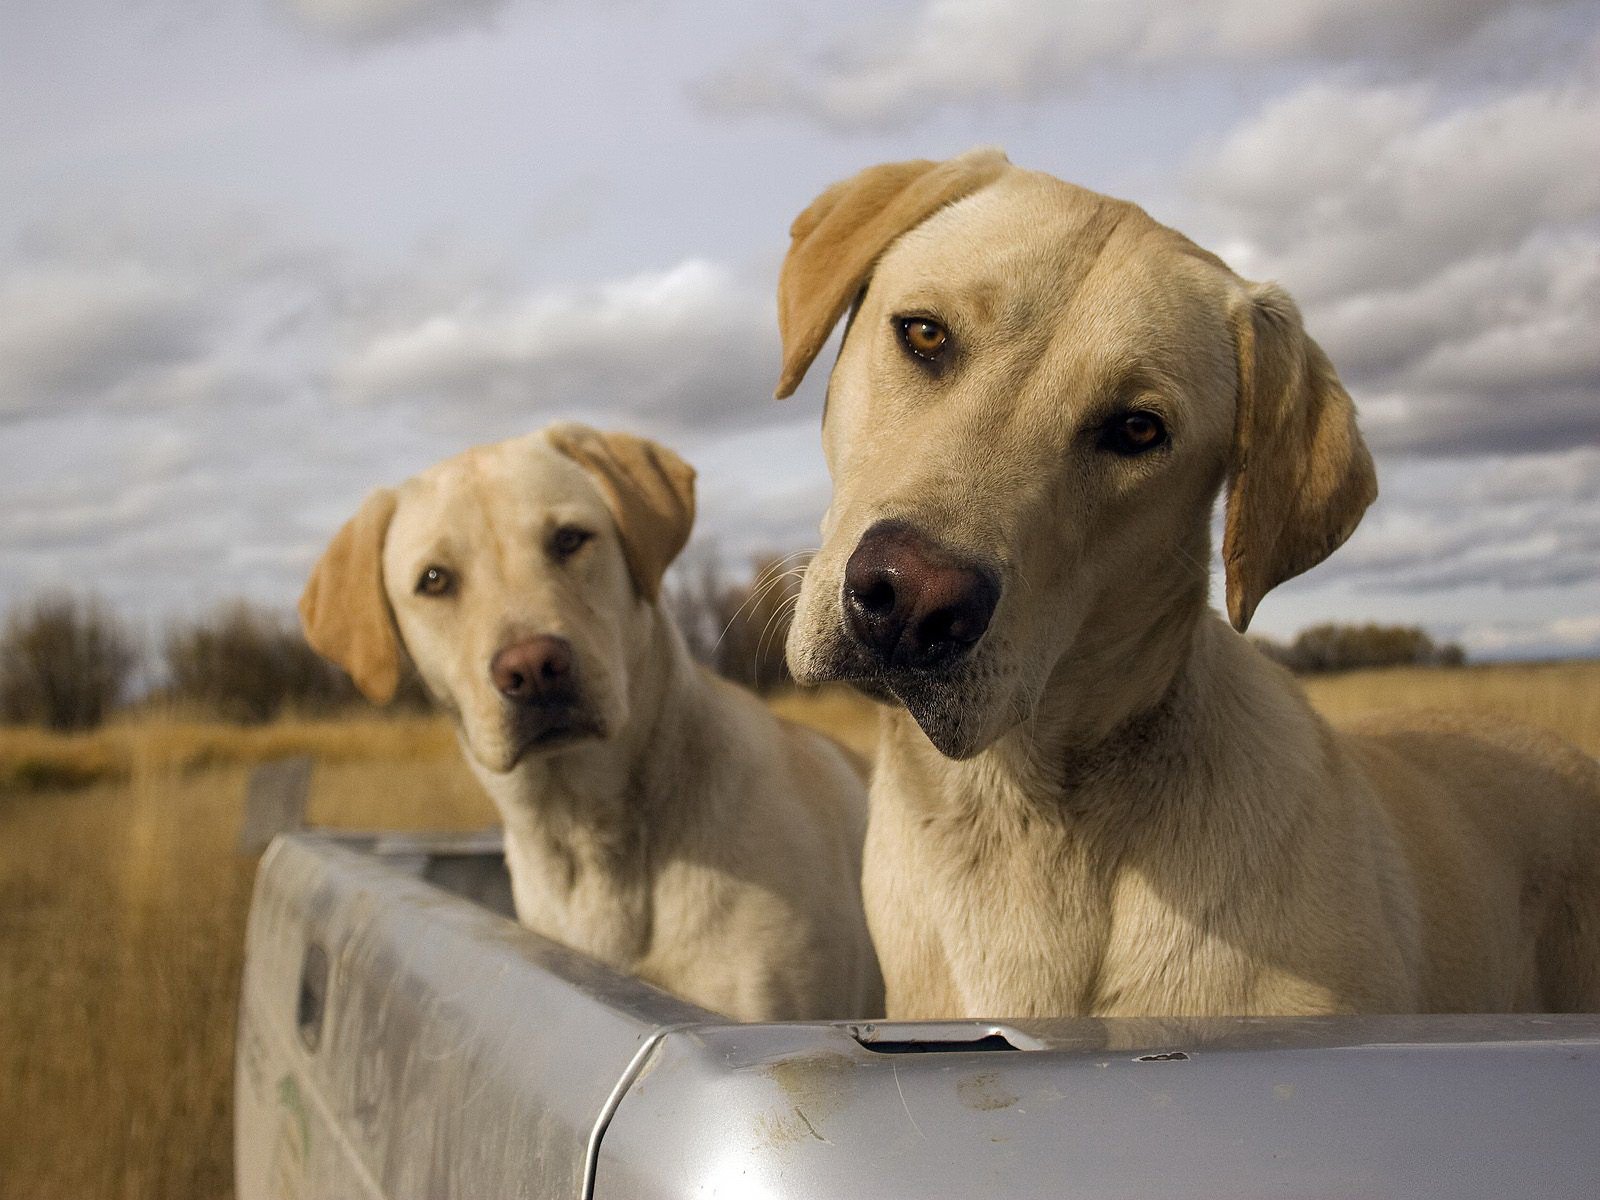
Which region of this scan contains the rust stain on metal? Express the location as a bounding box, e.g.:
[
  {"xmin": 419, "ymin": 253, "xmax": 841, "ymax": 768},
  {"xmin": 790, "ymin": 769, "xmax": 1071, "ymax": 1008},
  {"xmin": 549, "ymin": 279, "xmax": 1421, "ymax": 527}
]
[
  {"xmin": 958, "ymin": 1071, "xmax": 1020, "ymax": 1112},
  {"xmin": 755, "ymin": 1051, "xmax": 858, "ymax": 1150}
]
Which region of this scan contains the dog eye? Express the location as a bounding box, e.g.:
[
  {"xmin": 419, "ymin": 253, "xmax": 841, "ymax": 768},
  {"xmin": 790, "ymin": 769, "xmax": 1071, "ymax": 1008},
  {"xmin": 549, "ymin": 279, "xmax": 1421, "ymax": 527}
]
[
  {"xmin": 897, "ymin": 317, "xmax": 949, "ymax": 362},
  {"xmin": 416, "ymin": 565, "xmax": 455, "ymax": 597},
  {"xmin": 550, "ymin": 526, "xmax": 593, "ymax": 560},
  {"xmin": 1102, "ymin": 411, "xmax": 1168, "ymax": 456}
]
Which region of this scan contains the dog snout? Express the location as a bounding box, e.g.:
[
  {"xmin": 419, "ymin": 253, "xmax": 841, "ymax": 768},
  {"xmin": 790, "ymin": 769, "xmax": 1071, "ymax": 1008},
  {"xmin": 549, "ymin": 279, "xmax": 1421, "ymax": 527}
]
[
  {"xmin": 490, "ymin": 636, "xmax": 577, "ymax": 706},
  {"xmin": 843, "ymin": 522, "xmax": 999, "ymax": 670}
]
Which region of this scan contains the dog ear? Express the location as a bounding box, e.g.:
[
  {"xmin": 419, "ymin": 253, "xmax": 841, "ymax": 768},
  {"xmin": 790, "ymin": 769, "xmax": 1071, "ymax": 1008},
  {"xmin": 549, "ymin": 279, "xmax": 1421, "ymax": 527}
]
[
  {"xmin": 299, "ymin": 488, "xmax": 401, "ymax": 704},
  {"xmin": 775, "ymin": 147, "xmax": 1010, "ymax": 399},
  {"xmin": 546, "ymin": 424, "xmax": 696, "ymax": 603},
  {"xmin": 1222, "ymin": 283, "xmax": 1377, "ymax": 632}
]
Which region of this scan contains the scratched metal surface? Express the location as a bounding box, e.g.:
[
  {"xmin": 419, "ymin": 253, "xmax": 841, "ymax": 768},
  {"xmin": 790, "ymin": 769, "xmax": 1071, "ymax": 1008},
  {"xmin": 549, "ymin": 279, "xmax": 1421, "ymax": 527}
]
[
  {"xmin": 598, "ymin": 1015, "xmax": 1600, "ymax": 1199},
  {"xmin": 237, "ymin": 832, "xmax": 1600, "ymax": 1200},
  {"xmin": 234, "ymin": 832, "xmax": 710, "ymax": 1200}
]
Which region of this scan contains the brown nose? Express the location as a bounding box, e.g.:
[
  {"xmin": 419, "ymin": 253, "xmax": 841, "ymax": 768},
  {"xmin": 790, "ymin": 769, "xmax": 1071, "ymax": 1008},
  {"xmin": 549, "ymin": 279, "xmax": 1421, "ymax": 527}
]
[
  {"xmin": 843, "ymin": 521, "xmax": 999, "ymax": 670},
  {"xmin": 490, "ymin": 636, "xmax": 576, "ymax": 705}
]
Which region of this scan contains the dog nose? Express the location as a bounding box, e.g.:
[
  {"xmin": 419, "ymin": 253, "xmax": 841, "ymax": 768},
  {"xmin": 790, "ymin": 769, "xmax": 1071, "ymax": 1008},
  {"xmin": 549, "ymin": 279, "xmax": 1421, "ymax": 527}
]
[
  {"xmin": 843, "ymin": 522, "xmax": 999, "ymax": 669},
  {"xmin": 490, "ymin": 636, "xmax": 575, "ymax": 704}
]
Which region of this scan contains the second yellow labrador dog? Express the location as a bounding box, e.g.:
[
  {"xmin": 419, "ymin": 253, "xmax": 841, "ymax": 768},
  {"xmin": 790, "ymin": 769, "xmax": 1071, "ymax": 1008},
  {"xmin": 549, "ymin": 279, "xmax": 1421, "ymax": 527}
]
[
  {"xmin": 777, "ymin": 149, "xmax": 1600, "ymax": 1019},
  {"xmin": 300, "ymin": 424, "xmax": 882, "ymax": 1021}
]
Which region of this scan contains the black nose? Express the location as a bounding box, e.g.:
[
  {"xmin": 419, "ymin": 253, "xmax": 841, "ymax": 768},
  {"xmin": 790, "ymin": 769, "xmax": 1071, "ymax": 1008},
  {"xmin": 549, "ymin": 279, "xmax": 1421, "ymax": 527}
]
[
  {"xmin": 490, "ymin": 636, "xmax": 576, "ymax": 705},
  {"xmin": 843, "ymin": 521, "xmax": 999, "ymax": 670}
]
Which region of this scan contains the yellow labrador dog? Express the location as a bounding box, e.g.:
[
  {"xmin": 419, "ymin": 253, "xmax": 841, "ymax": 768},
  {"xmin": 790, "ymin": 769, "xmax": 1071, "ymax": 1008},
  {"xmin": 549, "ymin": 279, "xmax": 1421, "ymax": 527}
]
[
  {"xmin": 300, "ymin": 423, "xmax": 882, "ymax": 1021},
  {"xmin": 777, "ymin": 149, "xmax": 1600, "ymax": 1019}
]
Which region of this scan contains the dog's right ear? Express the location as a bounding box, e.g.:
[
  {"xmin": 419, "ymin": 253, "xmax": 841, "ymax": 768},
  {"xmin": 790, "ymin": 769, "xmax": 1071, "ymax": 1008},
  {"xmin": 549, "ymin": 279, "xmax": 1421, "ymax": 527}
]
[
  {"xmin": 1222, "ymin": 284, "xmax": 1377, "ymax": 633},
  {"xmin": 299, "ymin": 488, "xmax": 401, "ymax": 704},
  {"xmin": 546, "ymin": 423, "xmax": 696, "ymax": 603},
  {"xmin": 775, "ymin": 147, "xmax": 1010, "ymax": 399}
]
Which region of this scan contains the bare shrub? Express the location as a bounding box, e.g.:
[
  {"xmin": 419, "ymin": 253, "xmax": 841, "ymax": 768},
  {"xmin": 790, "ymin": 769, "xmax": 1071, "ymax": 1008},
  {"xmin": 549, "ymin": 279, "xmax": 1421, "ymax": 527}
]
[
  {"xmin": 163, "ymin": 602, "xmax": 355, "ymax": 723},
  {"xmin": 667, "ymin": 553, "xmax": 804, "ymax": 694},
  {"xmin": 163, "ymin": 602, "xmax": 435, "ymax": 722},
  {"xmin": 1254, "ymin": 623, "xmax": 1468, "ymax": 674},
  {"xmin": 0, "ymin": 594, "xmax": 140, "ymax": 731}
]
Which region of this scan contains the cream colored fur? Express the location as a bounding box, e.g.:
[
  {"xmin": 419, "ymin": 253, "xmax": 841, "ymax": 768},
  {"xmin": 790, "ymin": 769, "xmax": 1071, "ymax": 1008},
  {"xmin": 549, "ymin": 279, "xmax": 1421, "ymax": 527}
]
[
  {"xmin": 301, "ymin": 424, "xmax": 882, "ymax": 1022},
  {"xmin": 779, "ymin": 151, "xmax": 1600, "ymax": 1019}
]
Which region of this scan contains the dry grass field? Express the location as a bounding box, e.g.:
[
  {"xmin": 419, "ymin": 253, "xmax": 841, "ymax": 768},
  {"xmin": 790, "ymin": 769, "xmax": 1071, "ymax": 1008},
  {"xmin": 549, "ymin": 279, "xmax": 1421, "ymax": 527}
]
[
  {"xmin": 1, "ymin": 719, "xmax": 494, "ymax": 1200},
  {"xmin": 3, "ymin": 661, "xmax": 1597, "ymax": 1197},
  {"xmin": 778, "ymin": 659, "xmax": 1600, "ymax": 760}
]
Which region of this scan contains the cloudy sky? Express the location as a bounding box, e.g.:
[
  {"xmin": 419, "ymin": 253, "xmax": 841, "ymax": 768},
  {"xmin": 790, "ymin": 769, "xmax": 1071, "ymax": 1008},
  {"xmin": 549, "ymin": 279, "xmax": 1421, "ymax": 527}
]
[{"xmin": 3, "ymin": 0, "xmax": 1597, "ymax": 658}]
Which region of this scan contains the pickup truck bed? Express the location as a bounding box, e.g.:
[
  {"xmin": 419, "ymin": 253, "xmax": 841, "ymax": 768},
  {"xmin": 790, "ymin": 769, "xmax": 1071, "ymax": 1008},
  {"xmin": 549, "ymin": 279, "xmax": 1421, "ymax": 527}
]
[{"xmin": 236, "ymin": 831, "xmax": 1600, "ymax": 1199}]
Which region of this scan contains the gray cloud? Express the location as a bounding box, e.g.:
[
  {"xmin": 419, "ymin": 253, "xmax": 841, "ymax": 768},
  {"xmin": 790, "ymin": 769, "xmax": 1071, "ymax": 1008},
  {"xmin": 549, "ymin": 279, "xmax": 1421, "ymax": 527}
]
[
  {"xmin": 332, "ymin": 258, "xmax": 780, "ymax": 434},
  {"xmin": 0, "ymin": 197, "xmax": 817, "ymax": 629},
  {"xmin": 1237, "ymin": 447, "xmax": 1600, "ymax": 656},
  {"xmin": 5, "ymin": 0, "xmax": 1594, "ymax": 661},
  {"xmin": 1453, "ymin": 614, "xmax": 1600, "ymax": 658},
  {"xmin": 0, "ymin": 208, "xmax": 335, "ymax": 421},
  {"xmin": 1298, "ymin": 447, "xmax": 1600, "ymax": 594},
  {"xmin": 696, "ymin": 0, "xmax": 1579, "ymax": 130},
  {"xmin": 276, "ymin": 0, "xmax": 508, "ymax": 43},
  {"xmin": 1182, "ymin": 64, "xmax": 1600, "ymax": 459},
  {"xmin": 1192, "ymin": 77, "xmax": 1600, "ymax": 300},
  {"xmin": 0, "ymin": 264, "xmax": 206, "ymax": 413}
]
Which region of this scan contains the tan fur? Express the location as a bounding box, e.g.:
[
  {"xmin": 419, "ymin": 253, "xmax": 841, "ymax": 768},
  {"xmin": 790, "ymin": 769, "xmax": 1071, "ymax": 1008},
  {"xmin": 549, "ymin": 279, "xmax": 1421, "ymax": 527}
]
[
  {"xmin": 778, "ymin": 152, "xmax": 1600, "ymax": 1019},
  {"xmin": 776, "ymin": 148, "xmax": 1010, "ymax": 399},
  {"xmin": 1223, "ymin": 284, "xmax": 1377, "ymax": 631},
  {"xmin": 299, "ymin": 424, "xmax": 883, "ymax": 1021},
  {"xmin": 299, "ymin": 488, "xmax": 401, "ymax": 703},
  {"xmin": 544, "ymin": 423, "xmax": 696, "ymax": 602}
]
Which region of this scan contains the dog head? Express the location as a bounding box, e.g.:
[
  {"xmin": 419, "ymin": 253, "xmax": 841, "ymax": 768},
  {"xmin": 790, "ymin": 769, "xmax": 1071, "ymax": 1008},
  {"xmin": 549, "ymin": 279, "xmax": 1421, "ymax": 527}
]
[
  {"xmin": 299, "ymin": 424, "xmax": 695, "ymax": 774},
  {"xmin": 778, "ymin": 150, "xmax": 1375, "ymax": 759}
]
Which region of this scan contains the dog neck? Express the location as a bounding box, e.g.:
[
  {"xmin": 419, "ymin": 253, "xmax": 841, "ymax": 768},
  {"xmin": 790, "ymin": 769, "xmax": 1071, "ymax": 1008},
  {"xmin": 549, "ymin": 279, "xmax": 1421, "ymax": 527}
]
[
  {"xmin": 469, "ymin": 604, "xmax": 708, "ymax": 967},
  {"xmin": 882, "ymin": 571, "xmax": 1306, "ymax": 832},
  {"xmin": 1034, "ymin": 567, "xmax": 1209, "ymax": 760}
]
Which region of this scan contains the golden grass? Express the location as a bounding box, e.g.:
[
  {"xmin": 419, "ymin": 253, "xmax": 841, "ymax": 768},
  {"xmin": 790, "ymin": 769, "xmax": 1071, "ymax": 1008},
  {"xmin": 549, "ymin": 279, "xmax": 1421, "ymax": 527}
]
[
  {"xmin": 0, "ymin": 718, "xmax": 486, "ymax": 1200},
  {"xmin": 768, "ymin": 685, "xmax": 884, "ymax": 760},
  {"xmin": 2, "ymin": 661, "xmax": 1594, "ymax": 1197},
  {"xmin": 0, "ymin": 712, "xmax": 457, "ymax": 793},
  {"xmin": 775, "ymin": 661, "xmax": 1600, "ymax": 760},
  {"xmin": 1302, "ymin": 660, "xmax": 1600, "ymax": 756}
]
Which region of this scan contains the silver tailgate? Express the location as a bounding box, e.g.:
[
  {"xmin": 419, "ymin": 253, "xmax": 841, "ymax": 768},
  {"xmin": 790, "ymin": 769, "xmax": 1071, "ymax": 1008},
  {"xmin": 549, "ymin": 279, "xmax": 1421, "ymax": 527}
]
[{"xmin": 237, "ymin": 832, "xmax": 1600, "ymax": 1199}]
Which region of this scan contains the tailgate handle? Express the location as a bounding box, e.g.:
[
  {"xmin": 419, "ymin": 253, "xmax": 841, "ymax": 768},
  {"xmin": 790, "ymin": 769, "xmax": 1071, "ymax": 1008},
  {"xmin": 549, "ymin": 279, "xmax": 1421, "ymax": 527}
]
[
  {"xmin": 296, "ymin": 941, "xmax": 329, "ymax": 1052},
  {"xmin": 848, "ymin": 1022, "xmax": 1045, "ymax": 1053}
]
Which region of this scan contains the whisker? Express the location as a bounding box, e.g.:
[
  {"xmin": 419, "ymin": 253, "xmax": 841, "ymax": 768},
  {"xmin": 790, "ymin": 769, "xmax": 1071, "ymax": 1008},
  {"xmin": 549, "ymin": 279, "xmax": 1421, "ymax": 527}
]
[{"xmin": 710, "ymin": 554, "xmax": 817, "ymax": 655}]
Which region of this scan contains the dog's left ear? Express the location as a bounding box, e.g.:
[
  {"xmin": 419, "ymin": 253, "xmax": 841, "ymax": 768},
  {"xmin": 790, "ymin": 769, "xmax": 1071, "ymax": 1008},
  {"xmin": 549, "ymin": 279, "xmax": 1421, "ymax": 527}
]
[
  {"xmin": 547, "ymin": 424, "xmax": 696, "ymax": 602},
  {"xmin": 775, "ymin": 147, "xmax": 1010, "ymax": 399},
  {"xmin": 299, "ymin": 488, "xmax": 401, "ymax": 703},
  {"xmin": 1222, "ymin": 282, "xmax": 1377, "ymax": 632}
]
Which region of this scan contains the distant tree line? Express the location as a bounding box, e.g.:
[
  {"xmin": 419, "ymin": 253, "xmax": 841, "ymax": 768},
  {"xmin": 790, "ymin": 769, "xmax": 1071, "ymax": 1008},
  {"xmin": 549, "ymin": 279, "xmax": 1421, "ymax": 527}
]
[
  {"xmin": 0, "ymin": 594, "xmax": 428, "ymax": 732},
  {"xmin": 1252, "ymin": 623, "xmax": 1466, "ymax": 674},
  {"xmin": 0, "ymin": 574, "xmax": 1466, "ymax": 732},
  {"xmin": 0, "ymin": 596, "xmax": 137, "ymax": 732}
]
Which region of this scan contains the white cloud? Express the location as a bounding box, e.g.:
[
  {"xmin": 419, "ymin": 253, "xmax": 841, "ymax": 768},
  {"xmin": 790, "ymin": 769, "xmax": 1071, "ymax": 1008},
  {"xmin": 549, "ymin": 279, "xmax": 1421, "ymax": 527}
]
[
  {"xmin": 333, "ymin": 258, "xmax": 779, "ymax": 431},
  {"xmin": 277, "ymin": 0, "xmax": 507, "ymax": 43},
  {"xmin": 4, "ymin": 0, "xmax": 1593, "ymax": 658},
  {"xmin": 0, "ymin": 198, "xmax": 808, "ymax": 627},
  {"xmin": 1193, "ymin": 77, "xmax": 1600, "ymax": 299},
  {"xmin": 0, "ymin": 207, "xmax": 334, "ymax": 419},
  {"xmin": 1185, "ymin": 67, "xmax": 1600, "ymax": 458},
  {"xmin": 0, "ymin": 262, "xmax": 204, "ymax": 413},
  {"xmin": 1305, "ymin": 448, "xmax": 1600, "ymax": 595},
  {"xmin": 1458, "ymin": 614, "xmax": 1600, "ymax": 658},
  {"xmin": 697, "ymin": 0, "xmax": 1579, "ymax": 129},
  {"xmin": 1233, "ymin": 448, "xmax": 1600, "ymax": 656}
]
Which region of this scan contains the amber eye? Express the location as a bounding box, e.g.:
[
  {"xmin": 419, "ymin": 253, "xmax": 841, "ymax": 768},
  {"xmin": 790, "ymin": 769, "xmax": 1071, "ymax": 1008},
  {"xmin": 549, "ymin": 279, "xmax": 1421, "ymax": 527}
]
[
  {"xmin": 898, "ymin": 317, "xmax": 949, "ymax": 362},
  {"xmin": 1103, "ymin": 411, "xmax": 1168, "ymax": 456},
  {"xmin": 550, "ymin": 526, "xmax": 592, "ymax": 560},
  {"xmin": 416, "ymin": 565, "xmax": 455, "ymax": 597}
]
